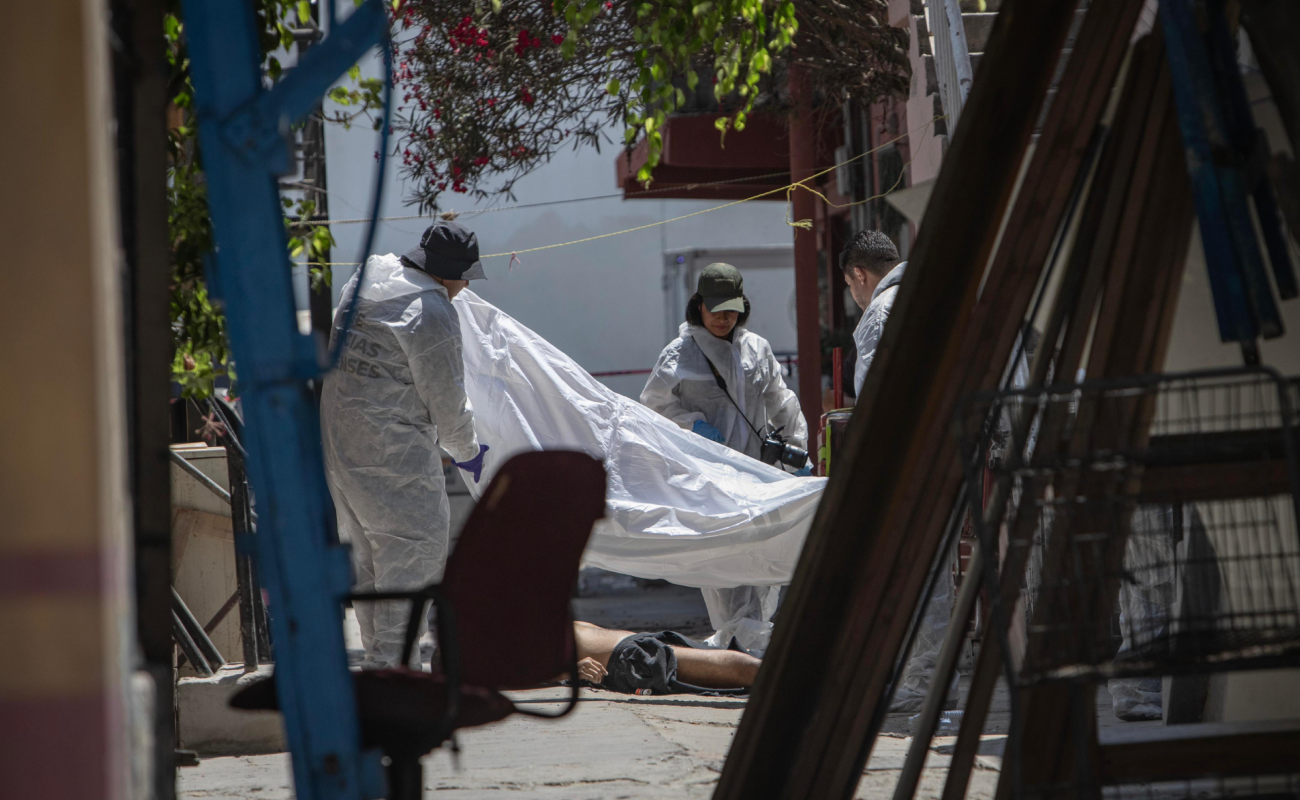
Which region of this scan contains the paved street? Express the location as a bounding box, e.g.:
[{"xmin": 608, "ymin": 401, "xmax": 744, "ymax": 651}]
[
  {"xmin": 179, "ymin": 577, "xmax": 1149, "ymax": 798},
  {"xmin": 179, "ymin": 686, "xmax": 1005, "ymax": 799},
  {"xmin": 181, "ymin": 580, "xmax": 1000, "ymax": 799}
]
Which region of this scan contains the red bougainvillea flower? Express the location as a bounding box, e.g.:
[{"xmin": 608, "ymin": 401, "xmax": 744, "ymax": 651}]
[{"xmin": 389, "ymin": 0, "xmax": 908, "ymax": 213}]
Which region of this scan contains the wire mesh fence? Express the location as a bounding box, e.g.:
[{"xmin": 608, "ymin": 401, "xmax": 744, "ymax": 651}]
[
  {"xmin": 955, "ymin": 367, "xmax": 1300, "ymax": 684},
  {"xmin": 1027, "ymin": 772, "xmax": 1300, "ymax": 800}
]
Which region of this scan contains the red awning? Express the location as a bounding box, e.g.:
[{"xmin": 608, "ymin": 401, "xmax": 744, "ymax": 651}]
[{"xmin": 617, "ymin": 113, "xmax": 791, "ymax": 201}]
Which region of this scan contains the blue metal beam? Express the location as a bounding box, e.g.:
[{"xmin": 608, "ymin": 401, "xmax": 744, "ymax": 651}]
[
  {"xmin": 179, "ymin": 2, "xmax": 388, "ymax": 798},
  {"xmin": 221, "ymin": 1, "xmax": 389, "ymax": 173},
  {"xmin": 1203, "ymin": 0, "xmax": 1297, "ymax": 302},
  {"xmin": 1161, "ymin": 0, "xmax": 1285, "ymax": 347}
]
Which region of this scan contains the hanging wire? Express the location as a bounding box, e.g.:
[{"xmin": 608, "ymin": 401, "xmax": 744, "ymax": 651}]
[{"xmin": 302, "ymin": 115, "xmax": 946, "ymax": 268}]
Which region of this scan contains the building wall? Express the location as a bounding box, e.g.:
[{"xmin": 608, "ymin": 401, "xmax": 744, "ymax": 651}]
[
  {"xmin": 896, "ymin": 0, "xmax": 947, "ymax": 187},
  {"xmin": 0, "ymin": 0, "xmax": 134, "ymax": 796}
]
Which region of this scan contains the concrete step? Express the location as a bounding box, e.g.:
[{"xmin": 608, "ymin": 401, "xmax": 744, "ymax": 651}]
[
  {"xmin": 916, "ymin": 7, "xmax": 1083, "ymax": 56},
  {"xmin": 914, "ymin": 0, "xmax": 1003, "ymax": 16},
  {"xmin": 914, "ymin": 12, "xmax": 995, "ymax": 54},
  {"xmin": 924, "ymin": 50, "xmax": 1077, "ymax": 104},
  {"xmin": 923, "ymin": 52, "xmax": 984, "ymax": 97},
  {"xmin": 961, "ymin": 12, "xmax": 999, "ymax": 52},
  {"xmin": 178, "ymin": 665, "xmax": 286, "ymax": 756}
]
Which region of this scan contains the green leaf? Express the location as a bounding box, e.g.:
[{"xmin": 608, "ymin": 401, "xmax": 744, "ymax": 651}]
[
  {"xmin": 606, "ymin": 78, "xmax": 620, "ymax": 95},
  {"xmin": 348, "ymin": 64, "xmax": 361, "ymax": 82},
  {"xmin": 692, "ymin": 1, "xmax": 712, "ymax": 15},
  {"xmin": 492, "ymin": 0, "xmax": 502, "ymax": 12},
  {"xmin": 686, "ymin": 70, "xmax": 699, "ymax": 90},
  {"xmin": 297, "ymin": 0, "xmax": 310, "ymax": 24}
]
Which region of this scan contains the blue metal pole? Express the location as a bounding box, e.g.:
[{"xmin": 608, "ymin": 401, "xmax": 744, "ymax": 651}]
[
  {"xmin": 179, "ymin": 2, "xmax": 388, "ymax": 797},
  {"xmin": 1160, "ymin": 0, "xmax": 1283, "ymax": 347}
]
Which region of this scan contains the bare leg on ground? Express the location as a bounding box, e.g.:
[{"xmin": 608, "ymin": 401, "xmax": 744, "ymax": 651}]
[
  {"xmin": 672, "ymin": 646, "xmax": 760, "ymax": 688},
  {"xmin": 571, "ymin": 620, "xmax": 762, "ymax": 689}
]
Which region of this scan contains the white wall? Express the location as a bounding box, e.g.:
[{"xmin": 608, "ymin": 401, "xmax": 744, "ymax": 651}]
[{"xmin": 315, "ymin": 16, "xmax": 792, "ymax": 399}]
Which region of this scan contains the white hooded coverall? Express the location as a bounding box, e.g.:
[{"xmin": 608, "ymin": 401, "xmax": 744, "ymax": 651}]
[
  {"xmin": 321, "ymin": 254, "xmax": 480, "ymax": 668},
  {"xmin": 641, "ymin": 322, "xmax": 807, "ymax": 648},
  {"xmin": 852, "ymin": 261, "xmax": 907, "ymax": 397}
]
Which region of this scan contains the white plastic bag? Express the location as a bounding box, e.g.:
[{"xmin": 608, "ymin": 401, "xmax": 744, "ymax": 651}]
[{"xmin": 453, "ymin": 290, "xmax": 826, "ymax": 594}]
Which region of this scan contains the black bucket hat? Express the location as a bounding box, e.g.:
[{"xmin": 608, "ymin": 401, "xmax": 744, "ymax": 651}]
[{"xmin": 402, "ymin": 220, "xmax": 486, "ymax": 281}]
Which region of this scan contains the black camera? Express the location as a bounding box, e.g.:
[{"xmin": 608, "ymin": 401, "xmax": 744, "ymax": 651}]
[{"xmin": 760, "ymin": 427, "xmax": 809, "ymax": 470}]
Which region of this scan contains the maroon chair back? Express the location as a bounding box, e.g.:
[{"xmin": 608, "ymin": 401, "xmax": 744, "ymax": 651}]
[{"xmin": 440, "ymin": 451, "xmax": 606, "ymax": 689}]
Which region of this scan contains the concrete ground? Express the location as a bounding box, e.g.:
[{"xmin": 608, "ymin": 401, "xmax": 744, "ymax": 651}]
[
  {"xmin": 179, "ymin": 576, "xmax": 1152, "ymax": 799},
  {"xmin": 179, "ymin": 687, "xmax": 1004, "ymax": 799}
]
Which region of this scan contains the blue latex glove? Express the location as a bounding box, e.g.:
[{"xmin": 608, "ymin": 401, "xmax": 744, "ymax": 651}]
[
  {"xmin": 793, "ymin": 465, "xmax": 813, "ymax": 477},
  {"xmin": 692, "ymin": 419, "xmax": 726, "ymax": 444},
  {"xmin": 452, "ymin": 444, "xmax": 489, "ymax": 484}
]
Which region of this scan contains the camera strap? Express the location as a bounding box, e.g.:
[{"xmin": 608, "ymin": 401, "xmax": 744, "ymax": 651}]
[{"xmin": 698, "ymin": 350, "xmax": 766, "ymax": 441}]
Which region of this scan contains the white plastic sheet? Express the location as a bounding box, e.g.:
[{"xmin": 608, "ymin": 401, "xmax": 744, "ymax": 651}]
[{"xmin": 453, "ymin": 290, "xmax": 826, "ymax": 592}]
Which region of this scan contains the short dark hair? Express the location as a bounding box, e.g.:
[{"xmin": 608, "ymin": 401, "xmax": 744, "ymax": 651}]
[
  {"xmin": 840, "ymin": 229, "xmax": 901, "ymax": 277},
  {"xmin": 686, "ymin": 292, "xmax": 751, "ymax": 327}
]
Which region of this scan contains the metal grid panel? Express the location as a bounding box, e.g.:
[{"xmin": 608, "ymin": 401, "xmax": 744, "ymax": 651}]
[
  {"xmin": 1029, "ymin": 773, "xmax": 1300, "ymax": 800},
  {"xmin": 956, "ymin": 368, "xmax": 1300, "ymax": 684}
]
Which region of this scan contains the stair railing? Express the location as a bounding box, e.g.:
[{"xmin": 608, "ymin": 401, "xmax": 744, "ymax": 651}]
[{"xmin": 927, "ymin": 0, "xmax": 975, "ymax": 134}]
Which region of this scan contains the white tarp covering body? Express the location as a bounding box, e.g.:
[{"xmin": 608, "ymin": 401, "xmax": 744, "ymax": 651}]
[{"xmin": 452, "ymin": 290, "xmax": 826, "ymax": 600}]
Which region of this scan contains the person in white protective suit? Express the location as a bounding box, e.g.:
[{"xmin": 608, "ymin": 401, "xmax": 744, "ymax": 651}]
[
  {"xmin": 843, "ymin": 230, "xmax": 951, "ymax": 712},
  {"xmin": 844, "ymin": 229, "xmax": 908, "ymax": 399},
  {"xmin": 640, "ymin": 262, "xmax": 809, "ymax": 649},
  {"xmin": 321, "ymin": 221, "xmax": 490, "ymax": 668}
]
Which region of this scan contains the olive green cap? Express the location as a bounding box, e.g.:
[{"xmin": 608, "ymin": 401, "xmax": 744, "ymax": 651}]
[{"xmin": 698, "ymin": 262, "xmax": 746, "ymax": 313}]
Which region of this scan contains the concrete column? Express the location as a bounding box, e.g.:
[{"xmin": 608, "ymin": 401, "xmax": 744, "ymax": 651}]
[
  {"xmin": 0, "ymin": 0, "xmax": 133, "ymax": 797},
  {"xmin": 789, "ymin": 64, "xmax": 823, "ymax": 430}
]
